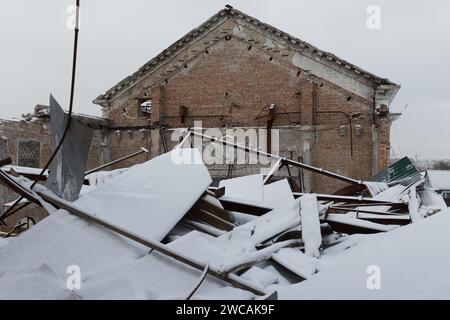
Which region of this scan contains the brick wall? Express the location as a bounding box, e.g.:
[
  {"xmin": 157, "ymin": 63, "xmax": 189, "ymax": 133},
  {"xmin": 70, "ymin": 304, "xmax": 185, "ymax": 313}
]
[
  {"xmin": 0, "ymin": 118, "xmax": 105, "ymax": 222},
  {"xmin": 104, "ymin": 20, "xmax": 390, "ymax": 193}
]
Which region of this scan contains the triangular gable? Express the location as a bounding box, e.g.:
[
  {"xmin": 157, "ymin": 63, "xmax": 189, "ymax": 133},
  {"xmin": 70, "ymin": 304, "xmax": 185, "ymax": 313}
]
[{"xmin": 94, "ymin": 6, "xmax": 399, "ymax": 106}]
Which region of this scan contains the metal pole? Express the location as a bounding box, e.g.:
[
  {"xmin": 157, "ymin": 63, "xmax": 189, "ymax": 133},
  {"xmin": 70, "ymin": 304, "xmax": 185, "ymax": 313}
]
[
  {"xmin": 186, "ymin": 130, "xmax": 362, "ymax": 185},
  {"xmin": 84, "ymin": 147, "xmax": 148, "ymax": 176},
  {"xmin": 36, "ymin": 189, "xmax": 266, "ymax": 296}
]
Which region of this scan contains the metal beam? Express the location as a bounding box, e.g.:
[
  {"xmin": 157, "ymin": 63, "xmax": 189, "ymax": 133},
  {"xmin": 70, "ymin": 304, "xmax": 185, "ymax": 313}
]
[
  {"xmin": 85, "ymin": 147, "xmax": 148, "ymax": 176},
  {"xmin": 186, "ymin": 130, "xmax": 362, "ymax": 185}
]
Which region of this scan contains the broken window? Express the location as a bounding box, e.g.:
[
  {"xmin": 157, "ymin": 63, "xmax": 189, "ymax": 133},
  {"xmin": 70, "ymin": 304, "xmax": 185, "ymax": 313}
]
[
  {"xmin": 139, "ymin": 99, "xmax": 152, "ymax": 117},
  {"xmin": 17, "ymin": 140, "xmax": 40, "ymax": 168}
]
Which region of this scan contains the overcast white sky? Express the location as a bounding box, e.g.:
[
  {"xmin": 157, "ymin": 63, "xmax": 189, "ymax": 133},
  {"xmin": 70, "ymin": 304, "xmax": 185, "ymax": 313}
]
[{"xmin": 0, "ymin": 0, "xmax": 449, "ymax": 159}]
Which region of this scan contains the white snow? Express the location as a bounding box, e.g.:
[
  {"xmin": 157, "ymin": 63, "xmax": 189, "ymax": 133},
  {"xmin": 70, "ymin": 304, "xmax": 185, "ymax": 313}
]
[
  {"xmin": 214, "ymin": 199, "xmax": 301, "ymax": 255},
  {"xmin": 425, "ymin": 170, "xmax": 450, "ymax": 190},
  {"xmin": 1, "ymin": 146, "xmax": 448, "ymax": 300},
  {"xmin": 364, "ymin": 181, "xmax": 389, "ymax": 197},
  {"xmin": 219, "ymin": 175, "xmax": 294, "ymax": 208},
  {"xmin": 272, "ymin": 248, "xmax": 318, "ymax": 279},
  {"xmin": 263, "ymin": 179, "xmax": 295, "ymax": 207},
  {"xmin": 408, "ymin": 186, "xmax": 423, "ymax": 222},
  {"xmin": 75, "ymin": 148, "xmax": 211, "ymax": 241},
  {"xmin": 278, "ymin": 209, "xmax": 450, "ymax": 299},
  {"xmin": 0, "ymin": 165, "xmax": 48, "ymax": 177},
  {"xmin": 85, "ymin": 168, "xmax": 129, "ymax": 186},
  {"xmin": 419, "ymin": 188, "xmax": 448, "ymax": 212},
  {"xmin": 0, "ymin": 149, "xmax": 227, "ymax": 299},
  {"xmin": 300, "ymin": 195, "xmax": 322, "ymax": 258},
  {"xmin": 219, "ymin": 174, "xmax": 263, "ymax": 202}
]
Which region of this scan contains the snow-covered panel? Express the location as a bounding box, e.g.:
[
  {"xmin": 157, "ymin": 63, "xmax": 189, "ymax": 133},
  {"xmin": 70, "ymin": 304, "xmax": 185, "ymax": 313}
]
[
  {"xmin": 263, "ymin": 179, "xmax": 294, "ymax": 207},
  {"xmin": 219, "ymin": 176, "xmax": 294, "ymax": 209},
  {"xmin": 419, "ymin": 189, "xmax": 447, "ymax": 211},
  {"xmin": 278, "ymin": 209, "xmax": 450, "ymax": 299},
  {"xmin": 408, "ymin": 186, "xmax": 423, "ymax": 223},
  {"xmin": 85, "ymin": 168, "xmax": 129, "ymax": 186},
  {"xmin": 0, "ymin": 213, "xmax": 256, "ymax": 299},
  {"xmin": 426, "ymin": 170, "xmax": 450, "ymax": 190},
  {"xmin": 364, "ymin": 181, "xmax": 389, "ymax": 197},
  {"xmin": 78, "ymin": 254, "xmax": 254, "ymax": 300},
  {"xmin": 0, "ymin": 212, "xmax": 148, "ymax": 286},
  {"xmin": 272, "ymin": 248, "xmax": 318, "ymax": 279},
  {"xmin": 359, "ymin": 184, "xmax": 408, "ymax": 213},
  {"xmin": 326, "ymin": 214, "xmax": 396, "ymax": 233},
  {"xmin": 240, "ymin": 266, "xmax": 279, "ymax": 291},
  {"xmin": 213, "ymin": 199, "xmax": 301, "ymax": 255},
  {"xmin": 0, "ymin": 165, "xmax": 48, "ymax": 177},
  {"xmin": 0, "ymin": 267, "xmax": 69, "ymax": 300},
  {"xmin": 0, "ymin": 149, "xmax": 218, "ymax": 299},
  {"xmin": 219, "ymin": 174, "xmax": 263, "ymax": 202},
  {"xmin": 300, "ymin": 195, "xmax": 322, "ymax": 258},
  {"xmin": 77, "ymin": 148, "xmax": 212, "ymax": 241},
  {"xmin": 219, "ymin": 195, "xmax": 276, "ymax": 212},
  {"xmin": 168, "ymin": 230, "xmax": 234, "ymax": 269},
  {"xmin": 76, "ymin": 232, "xmax": 254, "ymax": 300}
]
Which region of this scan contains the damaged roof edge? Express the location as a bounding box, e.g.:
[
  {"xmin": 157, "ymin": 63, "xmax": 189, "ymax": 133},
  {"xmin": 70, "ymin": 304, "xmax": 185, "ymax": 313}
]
[{"xmin": 93, "ymin": 6, "xmax": 399, "ymax": 107}]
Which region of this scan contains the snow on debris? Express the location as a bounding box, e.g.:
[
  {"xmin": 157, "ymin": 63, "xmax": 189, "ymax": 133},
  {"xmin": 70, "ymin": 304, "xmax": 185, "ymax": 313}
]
[
  {"xmin": 76, "ymin": 148, "xmax": 212, "ymax": 241},
  {"xmin": 277, "ymin": 208, "xmax": 450, "ymax": 299},
  {"xmin": 425, "ymin": 170, "xmax": 450, "ymax": 190},
  {"xmin": 85, "ymin": 168, "xmax": 129, "ymax": 186},
  {"xmin": 219, "ymin": 174, "xmax": 294, "ymax": 208},
  {"xmin": 219, "ymin": 174, "xmax": 263, "ymax": 203},
  {"xmin": 300, "ymin": 194, "xmax": 322, "ymax": 258},
  {"xmin": 272, "ymin": 248, "xmax": 318, "ymax": 279},
  {"xmin": 213, "ymin": 199, "xmax": 301, "ymax": 255},
  {"xmin": 0, "ymin": 144, "xmax": 448, "ymax": 300}
]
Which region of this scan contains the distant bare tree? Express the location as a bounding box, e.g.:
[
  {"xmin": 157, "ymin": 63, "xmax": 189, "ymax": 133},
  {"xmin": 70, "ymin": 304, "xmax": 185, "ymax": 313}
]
[{"xmin": 433, "ymin": 160, "xmax": 450, "ymax": 170}]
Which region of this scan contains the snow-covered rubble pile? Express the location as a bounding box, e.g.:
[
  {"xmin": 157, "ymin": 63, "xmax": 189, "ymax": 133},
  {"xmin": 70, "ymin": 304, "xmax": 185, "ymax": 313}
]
[
  {"xmin": 0, "ymin": 147, "xmax": 448, "ymax": 300},
  {"xmin": 277, "ymin": 208, "xmax": 450, "ymax": 299}
]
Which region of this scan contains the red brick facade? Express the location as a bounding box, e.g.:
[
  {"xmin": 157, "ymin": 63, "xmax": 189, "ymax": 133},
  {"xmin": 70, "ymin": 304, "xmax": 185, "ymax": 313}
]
[{"xmin": 97, "ymin": 9, "xmax": 399, "ymax": 193}]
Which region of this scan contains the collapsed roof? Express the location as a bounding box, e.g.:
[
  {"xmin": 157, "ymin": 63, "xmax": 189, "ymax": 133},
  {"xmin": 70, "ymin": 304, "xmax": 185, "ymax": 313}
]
[{"xmin": 0, "ymin": 134, "xmax": 448, "ymax": 299}]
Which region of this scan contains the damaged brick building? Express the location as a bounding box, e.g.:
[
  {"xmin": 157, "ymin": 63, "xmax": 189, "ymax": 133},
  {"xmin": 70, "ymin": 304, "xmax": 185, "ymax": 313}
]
[{"xmin": 0, "ymin": 6, "xmax": 400, "ymax": 218}]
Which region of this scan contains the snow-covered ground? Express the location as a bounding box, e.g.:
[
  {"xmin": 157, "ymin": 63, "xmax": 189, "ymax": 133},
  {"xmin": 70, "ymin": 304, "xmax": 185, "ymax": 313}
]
[{"xmin": 277, "ymin": 208, "xmax": 450, "ymax": 299}]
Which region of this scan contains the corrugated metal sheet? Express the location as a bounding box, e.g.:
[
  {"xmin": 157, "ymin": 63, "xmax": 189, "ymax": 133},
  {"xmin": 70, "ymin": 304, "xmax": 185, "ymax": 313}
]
[{"xmin": 371, "ymin": 156, "xmax": 421, "ymax": 185}]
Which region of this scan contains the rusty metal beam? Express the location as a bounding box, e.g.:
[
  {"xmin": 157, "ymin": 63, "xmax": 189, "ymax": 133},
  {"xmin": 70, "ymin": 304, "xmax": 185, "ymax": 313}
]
[{"xmin": 186, "ymin": 130, "xmax": 362, "ymax": 185}]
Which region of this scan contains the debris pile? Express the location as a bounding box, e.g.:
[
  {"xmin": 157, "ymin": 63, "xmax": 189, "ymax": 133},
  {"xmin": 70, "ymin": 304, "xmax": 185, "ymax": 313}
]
[{"xmin": 0, "ymin": 129, "xmax": 448, "ymax": 300}]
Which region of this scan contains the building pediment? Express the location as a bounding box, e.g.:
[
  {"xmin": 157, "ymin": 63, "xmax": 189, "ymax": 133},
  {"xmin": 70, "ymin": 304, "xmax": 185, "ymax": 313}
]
[{"xmin": 94, "ymin": 6, "xmax": 399, "ymax": 106}]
